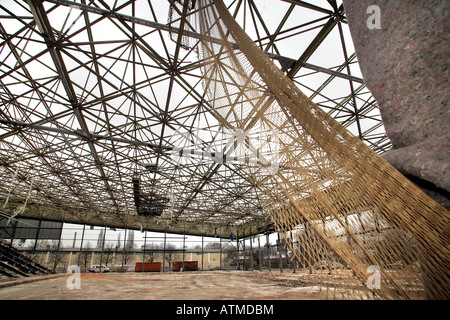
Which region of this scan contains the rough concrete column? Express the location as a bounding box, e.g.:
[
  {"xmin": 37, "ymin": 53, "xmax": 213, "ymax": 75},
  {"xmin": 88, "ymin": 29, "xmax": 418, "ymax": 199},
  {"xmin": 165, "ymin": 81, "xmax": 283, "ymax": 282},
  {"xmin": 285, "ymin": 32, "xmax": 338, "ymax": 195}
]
[{"xmin": 343, "ymin": 0, "xmax": 449, "ymax": 210}]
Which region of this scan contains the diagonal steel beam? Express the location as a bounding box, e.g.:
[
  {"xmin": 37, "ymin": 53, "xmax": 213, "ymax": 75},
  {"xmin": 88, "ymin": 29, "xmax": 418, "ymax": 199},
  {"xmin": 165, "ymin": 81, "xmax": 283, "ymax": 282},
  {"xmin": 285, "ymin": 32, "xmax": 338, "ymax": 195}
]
[
  {"xmin": 280, "ymin": 0, "xmax": 335, "ymax": 15},
  {"xmin": 287, "ymin": 14, "xmax": 341, "ymax": 77},
  {"xmin": 42, "ymin": 0, "xmax": 361, "ymax": 83},
  {"xmin": 26, "ymin": 0, "xmax": 120, "ymax": 211}
]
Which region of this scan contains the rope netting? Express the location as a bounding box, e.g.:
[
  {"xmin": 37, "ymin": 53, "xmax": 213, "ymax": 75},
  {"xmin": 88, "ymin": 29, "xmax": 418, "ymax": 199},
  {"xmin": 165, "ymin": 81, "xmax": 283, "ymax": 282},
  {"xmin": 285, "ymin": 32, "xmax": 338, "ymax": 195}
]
[{"xmin": 171, "ymin": 0, "xmax": 449, "ymax": 299}]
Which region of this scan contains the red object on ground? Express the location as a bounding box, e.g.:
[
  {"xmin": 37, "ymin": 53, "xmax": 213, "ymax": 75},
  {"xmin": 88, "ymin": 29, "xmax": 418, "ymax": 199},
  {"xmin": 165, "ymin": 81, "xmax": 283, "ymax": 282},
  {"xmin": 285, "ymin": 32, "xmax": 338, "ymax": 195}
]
[
  {"xmin": 173, "ymin": 261, "xmax": 198, "ymax": 271},
  {"xmin": 135, "ymin": 262, "xmax": 161, "ymax": 272}
]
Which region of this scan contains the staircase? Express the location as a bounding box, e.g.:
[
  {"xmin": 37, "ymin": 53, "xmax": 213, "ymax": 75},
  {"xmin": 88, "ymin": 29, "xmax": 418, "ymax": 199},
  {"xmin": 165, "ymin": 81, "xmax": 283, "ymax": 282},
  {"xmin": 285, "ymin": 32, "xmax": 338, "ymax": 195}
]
[{"xmin": 0, "ymin": 241, "xmax": 53, "ymax": 278}]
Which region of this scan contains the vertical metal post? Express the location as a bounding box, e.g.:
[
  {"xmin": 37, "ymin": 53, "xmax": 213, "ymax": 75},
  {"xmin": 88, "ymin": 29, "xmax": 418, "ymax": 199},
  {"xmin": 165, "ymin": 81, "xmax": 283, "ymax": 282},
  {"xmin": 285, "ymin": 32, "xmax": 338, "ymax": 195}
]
[
  {"xmin": 53, "ymin": 224, "xmax": 63, "ymax": 271},
  {"xmin": 242, "ymin": 225, "xmax": 246, "ymax": 271},
  {"xmin": 258, "ymin": 233, "xmax": 262, "ymax": 271},
  {"xmin": 72, "ymin": 232, "xmax": 77, "ymax": 249},
  {"xmin": 219, "ymin": 226, "xmax": 222, "ymax": 270},
  {"xmin": 142, "ymin": 230, "xmax": 147, "ymax": 273},
  {"xmin": 291, "ymin": 231, "xmax": 296, "ymax": 273},
  {"xmin": 236, "ymin": 226, "xmax": 240, "ymax": 270},
  {"xmin": 249, "ymin": 226, "xmax": 254, "ymax": 271},
  {"xmin": 182, "ymin": 221, "xmax": 186, "ymax": 272},
  {"xmin": 99, "ymin": 225, "xmax": 106, "ymax": 271},
  {"xmin": 201, "ymin": 223, "xmax": 204, "ymax": 271},
  {"xmin": 278, "ymin": 232, "xmax": 283, "ymax": 273},
  {"xmin": 9, "ymin": 219, "xmax": 16, "ymax": 249},
  {"xmin": 284, "ymin": 231, "xmax": 290, "ymax": 272},
  {"xmin": 77, "ymin": 224, "xmax": 86, "ymax": 268},
  {"xmin": 121, "ymin": 229, "xmax": 127, "ymax": 270},
  {"xmin": 266, "ymin": 233, "xmax": 271, "ymax": 272},
  {"xmin": 32, "ymin": 219, "xmax": 41, "ymax": 251},
  {"xmin": 162, "ymin": 230, "xmax": 167, "ymax": 272}
]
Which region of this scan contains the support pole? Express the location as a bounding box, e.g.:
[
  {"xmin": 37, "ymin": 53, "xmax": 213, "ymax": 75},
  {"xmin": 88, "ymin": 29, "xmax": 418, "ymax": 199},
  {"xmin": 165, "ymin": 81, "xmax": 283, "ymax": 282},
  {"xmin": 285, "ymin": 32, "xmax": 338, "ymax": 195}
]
[
  {"xmin": 219, "ymin": 226, "xmax": 222, "ymax": 270},
  {"xmin": 266, "ymin": 233, "xmax": 271, "ymax": 272},
  {"xmin": 53, "ymin": 225, "xmax": 63, "ymax": 271},
  {"xmin": 201, "ymin": 223, "xmax": 204, "ymax": 271},
  {"xmin": 121, "ymin": 229, "xmax": 127, "ymax": 270},
  {"xmin": 77, "ymin": 224, "xmax": 86, "ymax": 268},
  {"xmin": 278, "ymin": 232, "xmax": 283, "ymax": 273},
  {"xmin": 291, "ymin": 230, "xmax": 296, "ymax": 274},
  {"xmin": 142, "ymin": 230, "xmax": 147, "ymax": 273},
  {"xmin": 250, "ymin": 226, "xmax": 254, "ymax": 271},
  {"xmin": 242, "ymin": 225, "xmax": 246, "ymax": 271},
  {"xmin": 32, "ymin": 219, "xmax": 41, "ymax": 251},
  {"xmin": 99, "ymin": 225, "xmax": 106, "ymax": 272},
  {"xmin": 182, "ymin": 221, "xmax": 186, "ymax": 272},
  {"xmin": 236, "ymin": 227, "xmax": 240, "ymax": 270},
  {"xmin": 258, "ymin": 233, "xmax": 262, "ymax": 271},
  {"xmin": 162, "ymin": 230, "xmax": 167, "ymax": 272}
]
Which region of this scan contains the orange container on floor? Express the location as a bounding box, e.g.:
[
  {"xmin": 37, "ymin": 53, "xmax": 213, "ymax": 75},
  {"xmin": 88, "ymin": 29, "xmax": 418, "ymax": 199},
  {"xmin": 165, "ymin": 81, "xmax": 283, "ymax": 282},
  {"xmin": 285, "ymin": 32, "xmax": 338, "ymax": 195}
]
[
  {"xmin": 173, "ymin": 261, "xmax": 198, "ymax": 271},
  {"xmin": 135, "ymin": 262, "xmax": 161, "ymax": 272}
]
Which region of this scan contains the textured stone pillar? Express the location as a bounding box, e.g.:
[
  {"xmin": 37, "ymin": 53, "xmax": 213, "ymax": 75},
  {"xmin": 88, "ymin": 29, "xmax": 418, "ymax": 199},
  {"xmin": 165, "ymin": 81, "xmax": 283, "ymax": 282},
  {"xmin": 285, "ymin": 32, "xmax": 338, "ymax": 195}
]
[
  {"xmin": 343, "ymin": 0, "xmax": 449, "ymax": 210},
  {"xmin": 343, "ymin": 0, "xmax": 449, "ymax": 299}
]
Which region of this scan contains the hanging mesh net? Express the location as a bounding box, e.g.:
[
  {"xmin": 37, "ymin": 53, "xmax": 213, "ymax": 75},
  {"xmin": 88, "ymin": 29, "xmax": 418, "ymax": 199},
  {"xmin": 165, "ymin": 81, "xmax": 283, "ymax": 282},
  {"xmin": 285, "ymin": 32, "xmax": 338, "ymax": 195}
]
[{"xmin": 170, "ymin": 0, "xmax": 449, "ymax": 299}]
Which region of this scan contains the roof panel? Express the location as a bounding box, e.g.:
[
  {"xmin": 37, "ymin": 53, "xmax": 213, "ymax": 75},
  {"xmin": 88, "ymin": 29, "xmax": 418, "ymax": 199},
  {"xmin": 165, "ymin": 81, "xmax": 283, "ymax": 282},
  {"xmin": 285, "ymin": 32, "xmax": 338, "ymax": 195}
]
[{"xmin": 0, "ymin": 0, "xmax": 389, "ymax": 237}]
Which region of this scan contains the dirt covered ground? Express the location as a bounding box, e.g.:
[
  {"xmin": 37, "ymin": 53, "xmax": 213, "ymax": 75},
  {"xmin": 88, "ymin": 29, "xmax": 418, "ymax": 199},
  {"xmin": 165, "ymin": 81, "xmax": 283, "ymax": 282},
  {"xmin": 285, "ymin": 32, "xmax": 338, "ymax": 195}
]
[{"xmin": 0, "ymin": 271, "xmax": 333, "ymax": 300}]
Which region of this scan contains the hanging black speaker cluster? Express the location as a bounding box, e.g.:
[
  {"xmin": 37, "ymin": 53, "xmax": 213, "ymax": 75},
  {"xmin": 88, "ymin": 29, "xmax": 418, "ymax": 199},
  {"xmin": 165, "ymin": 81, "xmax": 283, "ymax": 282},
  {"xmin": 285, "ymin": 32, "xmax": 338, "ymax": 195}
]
[{"xmin": 132, "ymin": 177, "xmax": 168, "ymax": 216}]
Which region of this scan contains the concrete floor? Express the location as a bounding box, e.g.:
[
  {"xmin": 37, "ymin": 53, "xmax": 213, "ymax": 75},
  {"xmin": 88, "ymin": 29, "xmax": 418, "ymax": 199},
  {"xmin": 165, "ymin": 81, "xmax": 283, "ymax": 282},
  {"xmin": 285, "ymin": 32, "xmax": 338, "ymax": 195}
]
[{"xmin": 0, "ymin": 271, "xmax": 329, "ymax": 300}]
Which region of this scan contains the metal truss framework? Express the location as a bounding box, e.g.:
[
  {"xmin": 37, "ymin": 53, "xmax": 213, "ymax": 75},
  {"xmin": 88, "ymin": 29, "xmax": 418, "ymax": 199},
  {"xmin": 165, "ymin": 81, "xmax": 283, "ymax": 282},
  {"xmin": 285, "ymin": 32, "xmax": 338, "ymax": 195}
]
[{"xmin": 0, "ymin": 0, "xmax": 390, "ymax": 238}]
